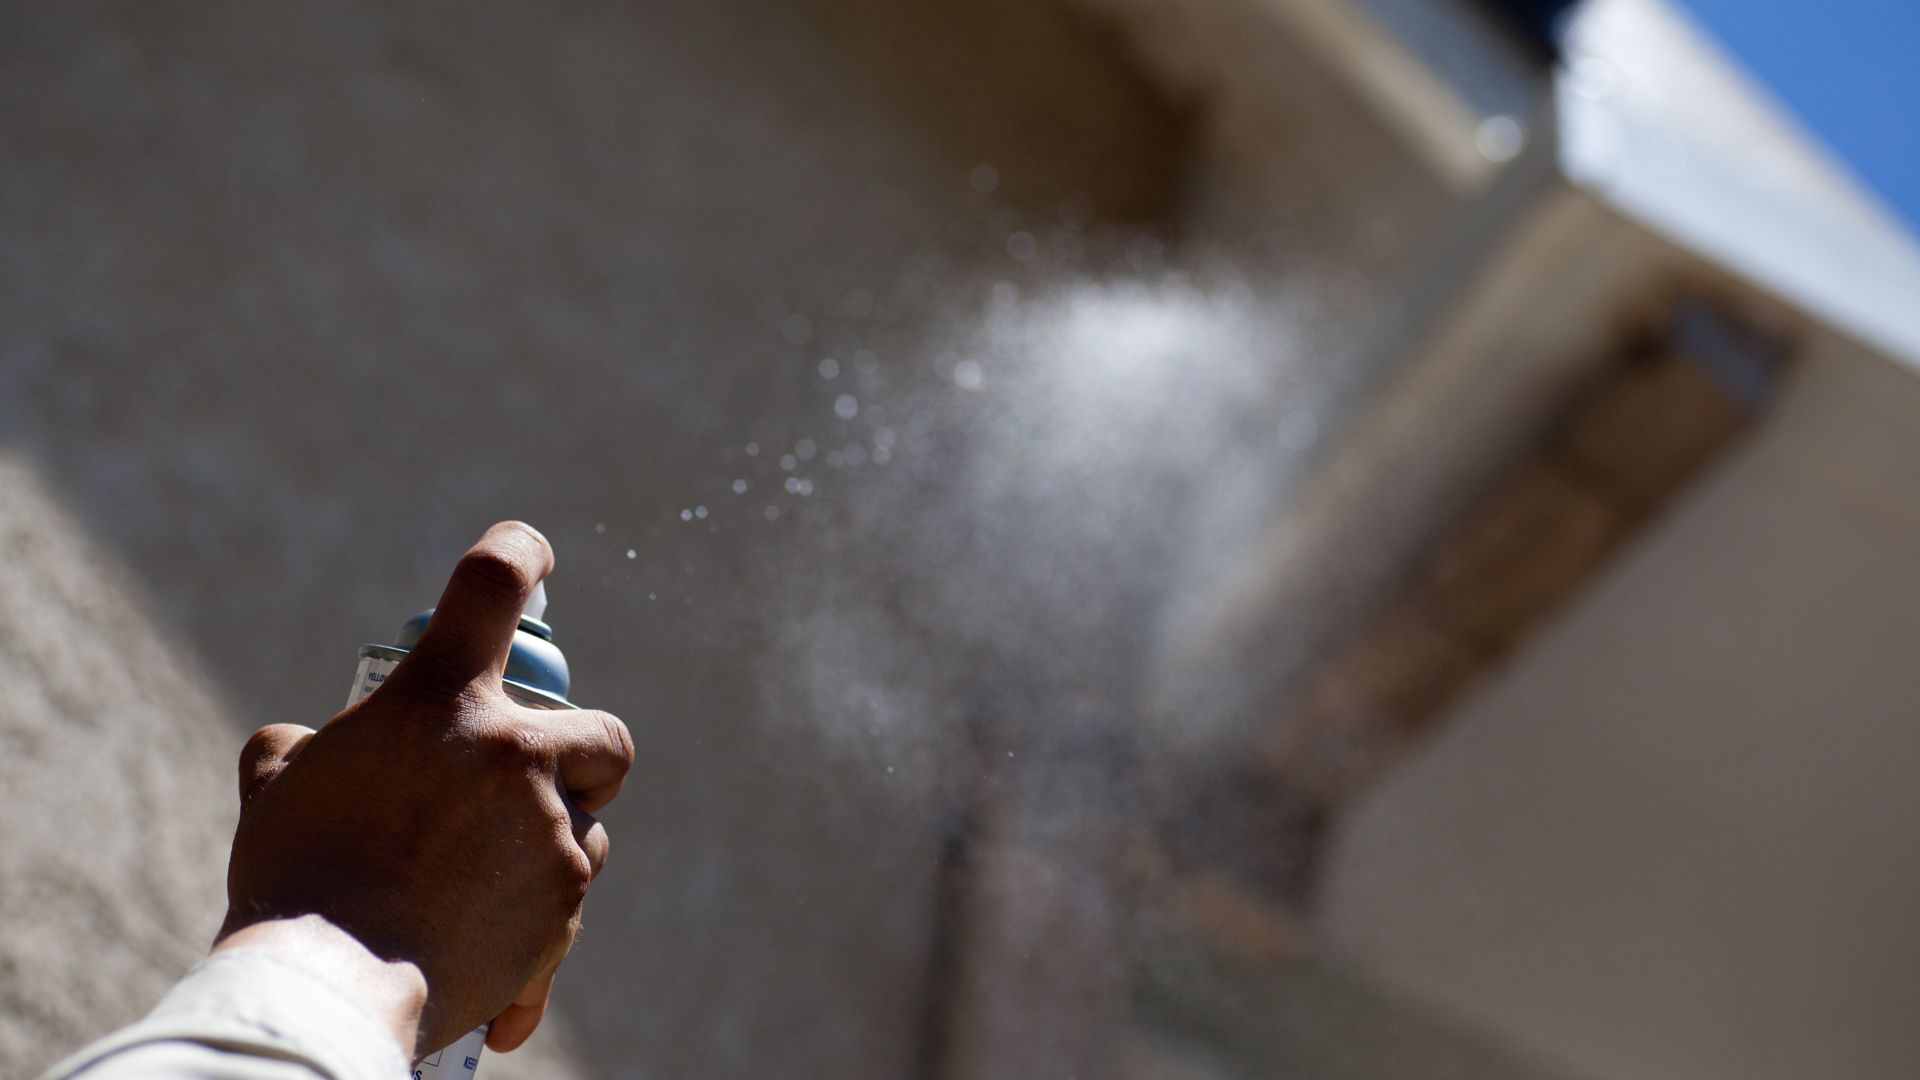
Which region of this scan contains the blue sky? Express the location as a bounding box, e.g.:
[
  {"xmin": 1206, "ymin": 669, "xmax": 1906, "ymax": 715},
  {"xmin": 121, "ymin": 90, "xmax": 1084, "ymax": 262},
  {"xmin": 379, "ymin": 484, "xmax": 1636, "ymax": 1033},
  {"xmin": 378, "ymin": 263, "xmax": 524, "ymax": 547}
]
[{"xmin": 1670, "ymin": 0, "xmax": 1920, "ymax": 233}]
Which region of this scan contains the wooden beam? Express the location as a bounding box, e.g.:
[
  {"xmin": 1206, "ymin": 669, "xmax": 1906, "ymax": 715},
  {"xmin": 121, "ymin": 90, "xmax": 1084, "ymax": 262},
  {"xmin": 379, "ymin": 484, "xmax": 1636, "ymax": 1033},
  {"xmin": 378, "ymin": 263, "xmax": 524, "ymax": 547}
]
[{"xmin": 1263, "ymin": 308, "xmax": 1776, "ymax": 811}]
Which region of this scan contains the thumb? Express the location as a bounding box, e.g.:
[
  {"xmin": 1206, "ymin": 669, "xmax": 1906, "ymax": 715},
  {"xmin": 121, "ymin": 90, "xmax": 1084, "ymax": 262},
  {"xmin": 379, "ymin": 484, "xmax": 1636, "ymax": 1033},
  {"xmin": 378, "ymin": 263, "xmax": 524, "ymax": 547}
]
[{"xmin": 236, "ymin": 723, "xmax": 316, "ymax": 804}]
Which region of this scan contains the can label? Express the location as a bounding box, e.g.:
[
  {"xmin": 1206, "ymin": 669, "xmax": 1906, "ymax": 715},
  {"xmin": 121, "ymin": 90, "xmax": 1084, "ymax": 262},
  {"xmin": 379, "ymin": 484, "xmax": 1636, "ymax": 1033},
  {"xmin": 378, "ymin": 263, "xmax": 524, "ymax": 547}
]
[
  {"xmin": 346, "ymin": 654, "xmax": 398, "ymax": 707},
  {"xmin": 346, "ymin": 651, "xmax": 487, "ymax": 1079},
  {"xmin": 351, "ymin": 650, "xmax": 572, "ymax": 712},
  {"xmin": 410, "ymin": 1028, "xmax": 488, "ymax": 1080}
]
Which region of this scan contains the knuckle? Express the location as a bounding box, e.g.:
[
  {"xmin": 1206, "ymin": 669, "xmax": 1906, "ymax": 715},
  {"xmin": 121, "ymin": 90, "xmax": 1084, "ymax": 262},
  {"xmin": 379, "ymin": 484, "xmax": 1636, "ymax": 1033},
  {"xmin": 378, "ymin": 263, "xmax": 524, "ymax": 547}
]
[
  {"xmin": 475, "ymin": 717, "xmax": 548, "ymax": 767},
  {"xmin": 457, "ymin": 680, "xmax": 511, "ymax": 716},
  {"xmin": 554, "ymin": 846, "xmax": 593, "ymax": 905},
  {"xmin": 451, "ymin": 545, "xmax": 536, "ymax": 605},
  {"xmin": 239, "ymin": 725, "xmax": 279, "ymax": 763},
  {"xmin": 593, "ymin": 711, "xmax": 635, "ymax": 769}
]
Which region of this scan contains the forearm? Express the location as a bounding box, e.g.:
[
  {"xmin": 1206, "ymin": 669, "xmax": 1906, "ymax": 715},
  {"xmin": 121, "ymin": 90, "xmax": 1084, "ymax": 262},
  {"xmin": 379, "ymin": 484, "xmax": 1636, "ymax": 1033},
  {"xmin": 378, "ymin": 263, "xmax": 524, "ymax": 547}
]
[{"xmin": 42, "ymin": 917, "xmax": 422, "ymax": 1080}]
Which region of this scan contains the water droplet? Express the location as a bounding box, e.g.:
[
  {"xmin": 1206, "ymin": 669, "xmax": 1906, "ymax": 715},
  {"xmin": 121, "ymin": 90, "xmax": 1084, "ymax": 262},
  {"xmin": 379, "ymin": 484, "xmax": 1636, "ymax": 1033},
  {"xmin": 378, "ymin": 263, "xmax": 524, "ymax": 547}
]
[
  {"xmin": 1007, "ymin": 231, "xmax": 1037, "ymax": 261},
  {"xmin": 732, "ymin": 479, "xmax": 749, "ymax": 494},
  {"xmin": 648, "ymin": 591, "xmax": 656, "ymax": 600},
  {"xmin": 594, "ymin": 522, "xmax": 606, "ymax": 533},
  {"xmin": 626, "ymin": 549, "xmax": 637, "ymax": 559},
  {"xmin": 680, "ymin": 509, "xmax": 693, "ymax": 521},
  {"xmin": 780, "ymin": 453, "xmax": 798, "ymax": 471},
  {"xmin": 969, "ymin": 164, "xmax": 999, "ymax": 194},
  {"xmin": 764, "ymin": 505, "xmax": 780, "ymax": 521},
  {"xmin": 745, "ymin": 442, "xmax": 760, "ymax": 457},
  {"xmin": 834, "ymin": 393, "xmax": 859, "ymax": 420},
  {"xmin": 872, "ymin": 445, "xmax": 892, "ymax": 465},
  {"xmin": 818, "ymin": 357, "xmax": 840, "ymax": 379},
  {"xmin": 872, "ymin": 427, "xmax": 896, "ymax": 449},
  {"xmin": 795, "ymin": 438, "xmax": 817, "ymax": 461},
  {"xmin": 953, "ymin": 359, "xmax": 983, "ymax": 390},
  {"xmin": 785, "ymin": 476, "xmax": 803, "ymax": 494},
  {"xmin": 695, "ymin": 505, "xmax": 709, "ymax": 519},
  {"xmin": 781, "ymin": 313, "xmax": 813, "ymax": 345},
  {"xmin": 798, "ymin": 479, "xmax": 814, "ymax": 495},
  {"xmin": 1476, "ymin": 115, "xmax": 1524, "ymax": 163}
]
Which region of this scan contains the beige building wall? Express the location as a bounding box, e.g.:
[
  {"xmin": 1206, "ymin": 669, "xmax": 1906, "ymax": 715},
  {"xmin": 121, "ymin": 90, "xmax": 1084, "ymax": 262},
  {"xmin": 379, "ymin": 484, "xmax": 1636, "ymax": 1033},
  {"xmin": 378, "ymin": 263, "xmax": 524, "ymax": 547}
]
[
  {"xmin": 1318, "ymin": 332, "xmax": 1920, "ymax": 1080},
  {"xmin": 0, "ymin": 0, "xmax": 1458, "ymax": 1075}
]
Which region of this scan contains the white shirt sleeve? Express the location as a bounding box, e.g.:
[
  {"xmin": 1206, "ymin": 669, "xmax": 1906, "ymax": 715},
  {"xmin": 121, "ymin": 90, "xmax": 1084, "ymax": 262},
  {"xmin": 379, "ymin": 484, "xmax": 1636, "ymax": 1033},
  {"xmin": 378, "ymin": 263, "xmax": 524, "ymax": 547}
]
[{"xmin": 39, "ymin": 949, "xmax": 412, "ymax": 1080}]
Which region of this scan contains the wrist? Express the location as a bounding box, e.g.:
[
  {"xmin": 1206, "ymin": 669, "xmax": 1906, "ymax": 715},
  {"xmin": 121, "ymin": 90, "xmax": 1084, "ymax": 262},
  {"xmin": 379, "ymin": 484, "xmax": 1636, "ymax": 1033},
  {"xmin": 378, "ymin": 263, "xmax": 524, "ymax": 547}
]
[{"xmin": 214, "ymin": 914, "xmax": 428, "ymax": 1059}]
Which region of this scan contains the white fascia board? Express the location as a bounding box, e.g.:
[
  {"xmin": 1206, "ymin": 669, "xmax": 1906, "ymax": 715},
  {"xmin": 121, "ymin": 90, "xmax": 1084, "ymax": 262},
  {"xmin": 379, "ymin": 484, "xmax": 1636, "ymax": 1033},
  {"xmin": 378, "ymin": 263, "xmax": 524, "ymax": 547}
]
[{"xmin": 1556, "ymin": 0, "xmax": 1920, "ymax": 368}]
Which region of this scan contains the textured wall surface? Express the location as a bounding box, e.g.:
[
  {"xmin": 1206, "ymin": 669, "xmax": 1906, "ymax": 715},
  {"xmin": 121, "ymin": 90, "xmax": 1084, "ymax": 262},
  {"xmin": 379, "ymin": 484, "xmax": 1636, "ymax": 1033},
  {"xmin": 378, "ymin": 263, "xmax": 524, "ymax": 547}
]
[
  {"xmin": 0, "ymin": 1, "xmax": 1186, "ymax": 1075},
  {"xmin": 0, "ymin": 2, "xmax": 1179, "ymax": 1075},
  {"xmin": 1319, "ymin": 336, "xmax": 1920, "ymax": 1080},
  {"xmin": 0, "ymin": 1, "xmax": 1455, "ymax": 1076},
  {"xmin": 0, "ymin": 458, "xmax": 235, "ymax": 1075}
]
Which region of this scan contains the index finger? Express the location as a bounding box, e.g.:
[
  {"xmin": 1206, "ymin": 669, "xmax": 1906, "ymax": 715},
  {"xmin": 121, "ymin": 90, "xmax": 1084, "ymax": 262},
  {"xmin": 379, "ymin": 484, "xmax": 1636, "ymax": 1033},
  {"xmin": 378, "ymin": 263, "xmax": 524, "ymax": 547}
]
[
  {"xmin": 541, "ymin": 707, "xmax": 635, "ymax": 814},
  {"xmin": 403, "ymin": 521, "xmax": 554, "ymax": 690}
]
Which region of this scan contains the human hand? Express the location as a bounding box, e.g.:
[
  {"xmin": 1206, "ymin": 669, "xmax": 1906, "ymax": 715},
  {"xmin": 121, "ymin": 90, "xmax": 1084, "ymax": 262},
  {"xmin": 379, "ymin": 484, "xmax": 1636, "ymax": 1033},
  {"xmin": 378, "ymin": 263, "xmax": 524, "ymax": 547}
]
[{"xmin": 215, "ymin": 521, "xmax": 634, "ymax": 1059}]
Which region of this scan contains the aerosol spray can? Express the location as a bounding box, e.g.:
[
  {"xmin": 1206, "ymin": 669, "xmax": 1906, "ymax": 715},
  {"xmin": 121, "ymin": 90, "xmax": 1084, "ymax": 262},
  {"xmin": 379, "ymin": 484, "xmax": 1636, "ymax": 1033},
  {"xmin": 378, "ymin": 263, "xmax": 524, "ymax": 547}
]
[{"xmin": 343, "ymin": 579, "xmax": 575, "ymax": 1080}]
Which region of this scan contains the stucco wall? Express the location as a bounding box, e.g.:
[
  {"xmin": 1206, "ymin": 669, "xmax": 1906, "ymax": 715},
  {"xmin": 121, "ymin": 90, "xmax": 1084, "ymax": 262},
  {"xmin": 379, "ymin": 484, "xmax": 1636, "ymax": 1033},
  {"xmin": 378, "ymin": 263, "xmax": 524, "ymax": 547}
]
[
  {"xmin": 0, "ymin": 0, "xmax": 1468, "ymax": 1075},
  {"xmin": 0, "ymin": 2, "xmax": 1183, "ymax": 1075},
  {"xmin": 1319, "ymin": 333, "xmax": 1920, "ymax": 1080}
]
